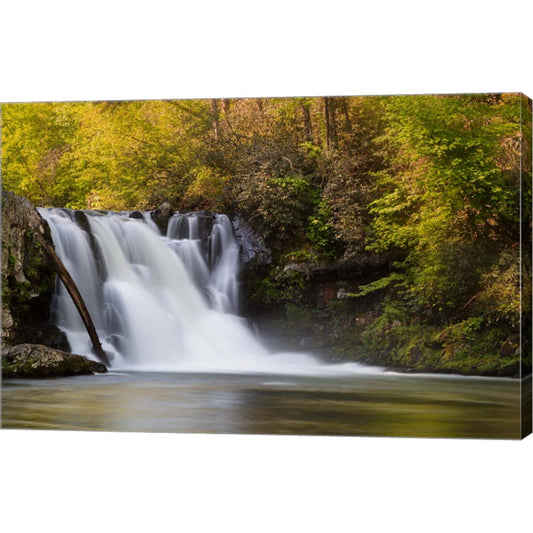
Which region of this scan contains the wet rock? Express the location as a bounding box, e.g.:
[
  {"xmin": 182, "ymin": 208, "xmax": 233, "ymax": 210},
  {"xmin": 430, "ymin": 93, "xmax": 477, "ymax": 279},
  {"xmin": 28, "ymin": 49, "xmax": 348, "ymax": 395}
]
[
  {"xmin": 337, "ymin": 288, "xmax": 350, "ymax": 299},
  {"xmin": 74, "ymin": 210, "xmax": 91, "ymax": 233},
  {"xmin": 74, "ymin": 209, "xmax": 107, "ymax": 281},
  {"xmin": 299, "ymin": 336, "xmax": 324, "ymax": 349},
  {"xmin": 195, "ymin": 211, "xmax": 215, "ymax": 242},
  {"xmin": 231, "ymin": 215, "xmax": 272, "ymax": 268},
  {"xmin": 2, "ymin": 344, "xmax": 107, "ymax": 378},
  {"xmin": 13, "ymin": 323, "xmax": 70, "ymax": 351},
  {"xmin": 499, "ymin": 334, "xmax": 520, "ymax": 357},
  {"xmin": 151, "ymin": 202, "xmax": 174, "ymax": 233},
  {"xmin": 129, "ymin": 211, "xmax": 143, "ymax": 219}
]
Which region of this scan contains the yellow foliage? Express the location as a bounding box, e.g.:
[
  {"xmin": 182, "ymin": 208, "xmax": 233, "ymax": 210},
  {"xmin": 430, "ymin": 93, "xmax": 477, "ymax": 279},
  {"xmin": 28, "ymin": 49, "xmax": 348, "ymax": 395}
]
[{"xmin": 183, "ymin": 167, "xmax": 230, "ymax": 210}]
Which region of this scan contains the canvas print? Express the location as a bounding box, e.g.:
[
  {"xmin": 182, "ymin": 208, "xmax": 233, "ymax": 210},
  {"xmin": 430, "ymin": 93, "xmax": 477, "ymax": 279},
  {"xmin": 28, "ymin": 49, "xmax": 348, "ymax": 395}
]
[{"xmin": 1, "ymin": 93, "xmax": 531, "ymax": 438}]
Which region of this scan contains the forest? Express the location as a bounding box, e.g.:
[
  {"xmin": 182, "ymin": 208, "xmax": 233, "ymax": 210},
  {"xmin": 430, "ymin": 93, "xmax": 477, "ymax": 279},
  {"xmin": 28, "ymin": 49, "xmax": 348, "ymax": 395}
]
[{"xmin": 2, "ymin": 93, "xmax": 531, "ymax": 376}]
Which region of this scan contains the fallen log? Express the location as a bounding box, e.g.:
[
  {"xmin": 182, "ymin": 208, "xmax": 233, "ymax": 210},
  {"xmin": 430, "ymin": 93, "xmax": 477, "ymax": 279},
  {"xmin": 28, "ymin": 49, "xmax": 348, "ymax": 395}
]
[{"xmin": 36, "ymin": 230, "xmax": 110, "ymax": 367}]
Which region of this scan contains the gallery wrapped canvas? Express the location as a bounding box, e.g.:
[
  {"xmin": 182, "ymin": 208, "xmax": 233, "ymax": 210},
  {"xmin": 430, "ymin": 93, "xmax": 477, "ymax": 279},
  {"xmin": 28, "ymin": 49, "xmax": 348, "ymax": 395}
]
[{"xmin": 1, "ymin": 93, "xmax": 531, "ymax": 438}]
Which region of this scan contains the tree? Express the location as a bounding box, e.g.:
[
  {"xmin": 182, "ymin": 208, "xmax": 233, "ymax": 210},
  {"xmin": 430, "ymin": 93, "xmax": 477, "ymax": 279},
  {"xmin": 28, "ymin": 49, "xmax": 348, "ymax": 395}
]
[
  {"xmin": 323, "ymin": 97, "xmax": 338, "ymax": 149},
  {"xmin": 1, "ymin": 102, "xmax": 80, "ymax": 205},
  {"xmin": 365, "ymin": 94, "xmax": 523, "ymax": 320}
]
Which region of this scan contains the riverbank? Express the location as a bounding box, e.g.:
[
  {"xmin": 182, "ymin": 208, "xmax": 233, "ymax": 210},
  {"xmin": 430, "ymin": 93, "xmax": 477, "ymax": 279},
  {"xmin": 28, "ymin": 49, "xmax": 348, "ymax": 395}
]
[{"xmin": 244, "ymin": 270, "xmax": 523, "ymax": 378}]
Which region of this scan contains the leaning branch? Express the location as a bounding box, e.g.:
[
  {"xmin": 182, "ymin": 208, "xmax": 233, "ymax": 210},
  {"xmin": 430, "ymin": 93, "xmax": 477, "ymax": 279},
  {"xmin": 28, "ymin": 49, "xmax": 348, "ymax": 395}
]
[{"xmin": 36, "ymin": 230, "xmax": 110, "ymax": 367}]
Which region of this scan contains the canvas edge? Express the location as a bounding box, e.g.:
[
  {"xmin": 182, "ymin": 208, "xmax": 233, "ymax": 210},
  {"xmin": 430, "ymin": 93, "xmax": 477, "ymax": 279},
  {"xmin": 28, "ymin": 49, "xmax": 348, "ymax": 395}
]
[
  {"xmin": 519, "ymin": 93, "xmax": 532, "ymax": 439},
  {"xmin": 0, "ymin": 94, "xmax": 531, "ymax": 440}
]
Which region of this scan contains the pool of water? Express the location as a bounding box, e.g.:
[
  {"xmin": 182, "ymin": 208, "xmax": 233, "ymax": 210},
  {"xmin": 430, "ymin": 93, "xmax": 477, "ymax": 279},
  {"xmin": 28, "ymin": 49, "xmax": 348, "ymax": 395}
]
[{"xmin": 1, "ymin": 370, "xmax": 522, "ymax": 438}]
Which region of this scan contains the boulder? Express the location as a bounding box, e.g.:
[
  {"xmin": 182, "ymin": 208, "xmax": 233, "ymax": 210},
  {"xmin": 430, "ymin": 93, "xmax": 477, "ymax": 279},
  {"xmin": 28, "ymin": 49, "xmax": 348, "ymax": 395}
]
[
  {"xmin": 2, "ymin": 344, "xmax": 107, "ymax": 378},
  {"xmin": 74, "ymin": 210, "xmax": 92, "ymax": 233},
  {"xmin": 151, "ymin": 202, "xmax": 174, "ymax": 233}
]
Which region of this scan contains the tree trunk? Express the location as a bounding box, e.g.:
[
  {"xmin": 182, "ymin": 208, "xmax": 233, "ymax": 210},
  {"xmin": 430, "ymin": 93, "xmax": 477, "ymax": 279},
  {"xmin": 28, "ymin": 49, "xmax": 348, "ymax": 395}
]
[
  {"xmin": 301, "ymin": 101, "xmax": 313, "ymax": 142},
  {"xmin": 324, "ymin": 97, "xmax": 338, "ymax": 149},
  {"xmin": 211, "ymin": 99, "xmax": 220, "ymax": 141},
  {"xmin": 223, "ymin": 99, "xmax": 231, "ymax": 114},
  {"xmin": 341, "ymin": 98, "xmax": 352, "ymax": 134},
  {"xmin": 37, "ymin": 234, "xmax": 110, "ymax": 367}
]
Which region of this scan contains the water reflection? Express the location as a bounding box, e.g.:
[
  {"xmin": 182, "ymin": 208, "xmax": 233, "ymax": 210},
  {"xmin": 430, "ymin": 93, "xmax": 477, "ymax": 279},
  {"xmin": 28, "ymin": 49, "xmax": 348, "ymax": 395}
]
[{"xmin": 1, "ymin": 372, "xmax": 521, "ymax": 439}]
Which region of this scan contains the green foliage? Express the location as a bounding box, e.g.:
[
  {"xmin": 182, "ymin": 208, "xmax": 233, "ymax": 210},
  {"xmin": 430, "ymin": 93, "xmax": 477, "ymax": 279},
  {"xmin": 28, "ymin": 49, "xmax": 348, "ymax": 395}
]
[
  {"xmin": 182, "ymin": 166, "xmax": 230, "ymax": 210},
  {"xmin": 300, "ymin": 141, "xmax": 322, "ymax": 160},
  {"xmin": 283, "ymin": 249, "xmax": 317, "ymax": 263},
  {"xmin": 2, "ymin": 100, "xmax": 214, "ymax": 210},
  {"xmin": 366, "ymin": 94, "xmax": 523, "ymax": 323},
  {"xmin": 1, "ymin": 102, "xmax": 79, "ymax": 206},
  {"xmin": 356, "ymin": 272, "xmax": 404, "ymax": 297},
  {"xmin": 306, "ymin": 200, "xmax": 341, "ymax": 260},
  {"xmin": 247, "ymin": 267, "xmax": 306, "ymax": 306},
  {"xmin": 235, "ymin": 173, "xmax": 319, "ymax": 248},
  {"xmin": 360, "ymin": 301, "xmax": 520, "ymax": 376},
  {"xmin": 285, "ymin": 302, "xmax": 313, "ymax": 324},
  {"xmin": 321, "ymin": 97, "xmax": 388, "ymax": 259},
  {"xmin": 475, "ymin": 249, "xmax": 521, "ymax": 328}
]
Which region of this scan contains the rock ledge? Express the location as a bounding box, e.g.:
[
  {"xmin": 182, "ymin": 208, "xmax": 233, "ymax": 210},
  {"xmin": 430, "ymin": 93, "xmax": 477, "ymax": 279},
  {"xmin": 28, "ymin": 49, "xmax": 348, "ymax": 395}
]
[{"xmin": 2, "ymin": 344, "xmax": 107, "ymax": 378}]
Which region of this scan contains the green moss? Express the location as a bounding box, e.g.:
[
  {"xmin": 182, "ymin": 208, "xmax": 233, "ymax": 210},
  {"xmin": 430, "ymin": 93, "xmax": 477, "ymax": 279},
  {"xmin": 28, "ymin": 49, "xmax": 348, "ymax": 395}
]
[
  {"xmin": 285, "ymin": 303, "xmax": 313, "ymax": 324},
  {"xmin": 359, "ymin": 304, "xmax": 520, "ymax": 376},
  {"xmin": 24, "ymin": 231, "xmax": 46, "ymax": 279},
  {"xmin": 247, "ymin": 267, "xmax": 306, "ymax": 307},
  {"xmin": 2, "ymin": 276, "xmax": 11, "ymax": 306}
]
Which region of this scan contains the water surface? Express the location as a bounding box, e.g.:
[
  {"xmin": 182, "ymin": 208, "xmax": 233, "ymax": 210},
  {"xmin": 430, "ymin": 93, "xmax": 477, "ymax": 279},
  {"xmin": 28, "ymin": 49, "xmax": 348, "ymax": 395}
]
[{"xmin": 1, "ymin": 371, "xmax": 521, "ymax": 438}]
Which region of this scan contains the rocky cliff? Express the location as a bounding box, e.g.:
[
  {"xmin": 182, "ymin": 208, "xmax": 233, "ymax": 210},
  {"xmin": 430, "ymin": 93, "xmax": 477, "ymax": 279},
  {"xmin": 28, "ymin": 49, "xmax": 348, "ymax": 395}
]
[{"xmin": 1, "ymin": 190, "xmax": 68, "ymax": 350}]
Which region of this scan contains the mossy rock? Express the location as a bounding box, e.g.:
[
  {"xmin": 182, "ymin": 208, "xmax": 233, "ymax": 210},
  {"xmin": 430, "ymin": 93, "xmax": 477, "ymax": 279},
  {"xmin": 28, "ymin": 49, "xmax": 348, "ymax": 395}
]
[{"xmin": 2, "ymin": 344, "xmax": 107, "ymax": 378}]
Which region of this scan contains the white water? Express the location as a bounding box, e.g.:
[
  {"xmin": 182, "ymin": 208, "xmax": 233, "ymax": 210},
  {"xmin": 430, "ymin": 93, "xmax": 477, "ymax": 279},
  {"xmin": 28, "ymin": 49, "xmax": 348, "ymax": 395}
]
[{"xmin": 39, "ymin": 208, "xmax": 381, "ymax": 375}]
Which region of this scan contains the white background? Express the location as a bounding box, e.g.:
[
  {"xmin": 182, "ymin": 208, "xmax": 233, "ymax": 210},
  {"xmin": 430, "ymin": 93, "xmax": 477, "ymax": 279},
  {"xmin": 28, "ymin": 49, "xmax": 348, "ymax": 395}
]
[{"xmin": 0, "ymin": 1, "xmax": 532, "ymax": 532}]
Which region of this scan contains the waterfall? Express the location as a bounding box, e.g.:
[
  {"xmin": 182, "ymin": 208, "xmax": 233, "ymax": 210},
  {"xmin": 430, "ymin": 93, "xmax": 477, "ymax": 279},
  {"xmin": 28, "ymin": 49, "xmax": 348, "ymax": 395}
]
[{"xmin": 39, "ymin": 208, "xmax": 378, "ymax": 375}]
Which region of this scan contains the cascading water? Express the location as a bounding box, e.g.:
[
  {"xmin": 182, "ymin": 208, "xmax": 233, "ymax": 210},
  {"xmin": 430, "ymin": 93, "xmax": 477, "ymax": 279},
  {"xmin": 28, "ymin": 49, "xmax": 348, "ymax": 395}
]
[{"xmin": 39, "ymin": 208, "xmax": 379, "ymax": 375}]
